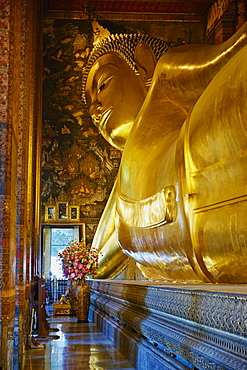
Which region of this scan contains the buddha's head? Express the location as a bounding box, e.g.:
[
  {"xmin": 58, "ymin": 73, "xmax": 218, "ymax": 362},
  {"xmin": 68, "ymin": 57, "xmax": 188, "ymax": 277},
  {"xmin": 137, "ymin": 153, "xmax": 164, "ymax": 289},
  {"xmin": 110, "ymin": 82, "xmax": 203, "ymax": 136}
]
[{"xmin": 82, "ymin": 33, "xmax": 169, "ymax": 150}]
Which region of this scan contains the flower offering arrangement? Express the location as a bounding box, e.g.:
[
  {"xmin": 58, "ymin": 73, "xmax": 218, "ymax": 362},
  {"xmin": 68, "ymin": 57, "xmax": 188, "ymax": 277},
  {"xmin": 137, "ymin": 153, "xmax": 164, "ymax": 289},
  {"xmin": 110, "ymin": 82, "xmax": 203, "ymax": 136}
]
[{"xmin": 58, "ymin": 239, "xmax": 100, "ymax": 280}]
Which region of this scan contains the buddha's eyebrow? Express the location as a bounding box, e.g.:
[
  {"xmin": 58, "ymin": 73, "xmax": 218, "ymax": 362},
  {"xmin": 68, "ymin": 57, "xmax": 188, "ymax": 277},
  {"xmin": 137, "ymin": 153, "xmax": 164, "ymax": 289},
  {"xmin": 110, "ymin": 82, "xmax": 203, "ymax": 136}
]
[
  {"xmin": 93, "ymin": 63, "xmax": 120, "ymax": 86},
  {"xmin": 97, "ymin": 63, "xmax": 120, "ymax": 72}
]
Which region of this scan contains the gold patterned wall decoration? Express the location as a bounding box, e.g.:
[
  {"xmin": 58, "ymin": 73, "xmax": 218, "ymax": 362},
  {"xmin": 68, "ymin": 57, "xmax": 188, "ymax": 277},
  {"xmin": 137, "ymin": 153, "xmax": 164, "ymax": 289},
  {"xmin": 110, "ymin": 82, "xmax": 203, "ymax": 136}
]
[{"xmin": 42, "ymin": 19, "xmax": 122, "ymax": 221}]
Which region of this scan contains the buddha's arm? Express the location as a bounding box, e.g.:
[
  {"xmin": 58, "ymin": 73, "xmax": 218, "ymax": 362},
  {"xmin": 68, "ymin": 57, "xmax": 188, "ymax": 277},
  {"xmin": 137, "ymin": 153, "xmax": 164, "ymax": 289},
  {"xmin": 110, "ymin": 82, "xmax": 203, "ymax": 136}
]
[
  {"xmin": 155, "ymin": 21, "xmax": 247, "ymax": 111},
  {"xmin": 92, "ymin": 179, "xmax": 128, "ymax": 278}
]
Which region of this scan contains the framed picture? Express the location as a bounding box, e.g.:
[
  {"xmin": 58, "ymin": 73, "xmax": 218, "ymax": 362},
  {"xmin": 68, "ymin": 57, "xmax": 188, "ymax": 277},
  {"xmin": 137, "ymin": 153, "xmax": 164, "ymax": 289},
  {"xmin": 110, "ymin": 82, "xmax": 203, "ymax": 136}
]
[
  {"xmin": 69, "ymin": 206, "xmax": 80, "ymax": 222},
  {"xmin": 45, "ymin": 206, "xmax": 56, "ymax": 222},
  {"xmin": 58, "ymin": 202, "xmax": 68, "ymax": 220},
  {"xmin": 43, "ymin": 192, "xmax": 81, "ymax": 224}
]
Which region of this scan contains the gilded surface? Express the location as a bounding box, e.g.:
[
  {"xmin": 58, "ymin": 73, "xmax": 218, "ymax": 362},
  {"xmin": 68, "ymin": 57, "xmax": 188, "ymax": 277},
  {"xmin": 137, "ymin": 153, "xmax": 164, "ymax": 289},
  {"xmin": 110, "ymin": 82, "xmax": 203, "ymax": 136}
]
[
  {"xmin": 0, "ymin": 0, "xmax": 43, "ymax": 368},
  {"xmin": 84, "ymin": 23, "xmax": 247, "ymax": 283},
  {"xmin": 76, "ymin": 279, "xmax": 90, "ymax": 323}
]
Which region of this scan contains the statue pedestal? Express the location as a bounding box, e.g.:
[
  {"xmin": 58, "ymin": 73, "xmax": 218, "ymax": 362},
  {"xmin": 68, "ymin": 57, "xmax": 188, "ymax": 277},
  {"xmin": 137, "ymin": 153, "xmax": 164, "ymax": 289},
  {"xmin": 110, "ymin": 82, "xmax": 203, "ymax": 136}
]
[{"xmin": 88, "ymin": 280, "xmax": 247, "ymax": 370}]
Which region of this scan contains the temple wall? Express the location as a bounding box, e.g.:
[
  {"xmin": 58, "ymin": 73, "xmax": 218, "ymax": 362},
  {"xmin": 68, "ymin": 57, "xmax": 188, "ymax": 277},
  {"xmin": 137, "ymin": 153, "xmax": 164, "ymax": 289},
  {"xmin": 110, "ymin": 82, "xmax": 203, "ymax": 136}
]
[{"xmin": 0, "ymin": 0, "xmax": 43, "ymax": 369}]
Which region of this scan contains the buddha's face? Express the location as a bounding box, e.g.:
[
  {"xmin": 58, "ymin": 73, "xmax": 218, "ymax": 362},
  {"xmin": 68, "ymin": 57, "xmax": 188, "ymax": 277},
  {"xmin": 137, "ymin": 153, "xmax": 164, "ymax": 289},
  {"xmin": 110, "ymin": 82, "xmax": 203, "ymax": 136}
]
[{"xmin": 85, "ymin": 52, "xmax": 148, "ymax": 151}]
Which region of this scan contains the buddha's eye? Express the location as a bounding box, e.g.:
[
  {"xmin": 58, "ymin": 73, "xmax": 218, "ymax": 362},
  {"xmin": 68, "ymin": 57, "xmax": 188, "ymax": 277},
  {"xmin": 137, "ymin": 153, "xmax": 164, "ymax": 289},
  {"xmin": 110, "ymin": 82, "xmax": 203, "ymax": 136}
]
[
  {"xmin": 97, "ymin": 74, "xmax": 113, "ymax": 94},
  {"xmin": 99, "ymin": 82, "xmax": 106, "ymax": 92}
]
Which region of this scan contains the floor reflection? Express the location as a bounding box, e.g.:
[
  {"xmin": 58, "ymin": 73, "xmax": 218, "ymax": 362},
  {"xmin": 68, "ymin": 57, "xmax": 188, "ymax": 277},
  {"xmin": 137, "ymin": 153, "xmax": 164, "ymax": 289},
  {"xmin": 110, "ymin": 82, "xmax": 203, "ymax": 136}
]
[{"xmin": 24, "ymin": 309, "xmax": 136, "ymax": 370}]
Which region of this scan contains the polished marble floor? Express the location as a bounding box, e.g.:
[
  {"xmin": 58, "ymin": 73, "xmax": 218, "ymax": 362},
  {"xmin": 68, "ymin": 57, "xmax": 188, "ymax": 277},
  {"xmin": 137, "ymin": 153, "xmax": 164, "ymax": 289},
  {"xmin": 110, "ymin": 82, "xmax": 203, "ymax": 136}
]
[{"xmin": 23, "ymin": 307, "xmax": 136, "ymax": 370}]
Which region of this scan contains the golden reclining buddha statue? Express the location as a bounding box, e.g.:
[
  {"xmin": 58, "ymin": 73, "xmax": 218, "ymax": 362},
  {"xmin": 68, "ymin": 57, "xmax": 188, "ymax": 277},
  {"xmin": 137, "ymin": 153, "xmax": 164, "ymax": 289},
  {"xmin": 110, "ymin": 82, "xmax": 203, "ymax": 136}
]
[{"xmin": 83, "ymin": 22, "xmax": 247, "ymax": 284}]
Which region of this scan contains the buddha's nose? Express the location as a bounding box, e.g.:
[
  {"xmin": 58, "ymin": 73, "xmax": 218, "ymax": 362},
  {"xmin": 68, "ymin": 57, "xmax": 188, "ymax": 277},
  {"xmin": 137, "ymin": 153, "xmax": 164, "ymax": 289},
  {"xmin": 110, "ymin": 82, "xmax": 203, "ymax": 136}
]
[{"xmin": 90, "ymin": 101, "xmax": 103, "ymax": 127}]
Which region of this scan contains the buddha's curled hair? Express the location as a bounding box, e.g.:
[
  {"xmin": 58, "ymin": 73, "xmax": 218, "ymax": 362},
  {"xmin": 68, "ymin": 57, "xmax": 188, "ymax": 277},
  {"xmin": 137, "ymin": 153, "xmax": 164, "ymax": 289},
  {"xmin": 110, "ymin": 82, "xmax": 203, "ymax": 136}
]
[{"xmin": 82, "ymin": 33, "xmax": 170, "ymax": 102}]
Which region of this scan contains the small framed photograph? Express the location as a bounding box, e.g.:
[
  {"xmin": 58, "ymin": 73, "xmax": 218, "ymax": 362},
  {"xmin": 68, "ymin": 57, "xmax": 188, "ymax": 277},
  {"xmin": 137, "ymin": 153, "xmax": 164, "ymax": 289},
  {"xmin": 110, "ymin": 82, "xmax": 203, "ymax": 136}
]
[
  {"xmin": 58, "ymin": 203, "xmax": 68, "ymax": 220},
  {"xmin": 45, "ymin": 206, "xmax": 56, "ymax": 222},
  {"xmin": 69, "ymin": 206, "xmax": 80, "ymax": 222}
]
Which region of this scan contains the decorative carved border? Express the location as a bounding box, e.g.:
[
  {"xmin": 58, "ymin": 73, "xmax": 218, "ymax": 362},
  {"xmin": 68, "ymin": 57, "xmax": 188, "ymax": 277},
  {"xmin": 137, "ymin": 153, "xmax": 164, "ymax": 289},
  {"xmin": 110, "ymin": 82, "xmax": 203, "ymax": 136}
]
[{"xmin": 88, "ymin": 281, "xmax": 247, "ymax": 369}]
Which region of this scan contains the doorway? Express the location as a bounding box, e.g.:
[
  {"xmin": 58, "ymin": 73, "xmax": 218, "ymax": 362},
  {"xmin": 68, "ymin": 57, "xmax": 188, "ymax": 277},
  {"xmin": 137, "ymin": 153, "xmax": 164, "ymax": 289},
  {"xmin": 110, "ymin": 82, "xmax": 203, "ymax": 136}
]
[
  {"xmin": 42, "ymin": 224, "xmax": 85, "ymax": 302},
  {"xmin": 42, "ymin": 224, "xmax": 85, "ymax": 280}
]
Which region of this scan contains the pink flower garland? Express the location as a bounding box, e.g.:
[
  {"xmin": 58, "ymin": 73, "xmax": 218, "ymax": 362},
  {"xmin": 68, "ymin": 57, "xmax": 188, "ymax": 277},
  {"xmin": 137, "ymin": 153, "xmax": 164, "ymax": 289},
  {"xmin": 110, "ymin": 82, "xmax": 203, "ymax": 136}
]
[{"xmin": 58, "ymin": 239, "xmax": 101, "ymax": 280}]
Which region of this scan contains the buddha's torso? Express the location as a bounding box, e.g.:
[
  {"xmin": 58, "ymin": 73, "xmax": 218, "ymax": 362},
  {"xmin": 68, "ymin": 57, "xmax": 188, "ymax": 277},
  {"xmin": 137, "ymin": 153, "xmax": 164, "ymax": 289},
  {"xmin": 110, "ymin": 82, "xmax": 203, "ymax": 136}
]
[{"xmin": 116, "ymin": 44, "xmax": 247, "ymax": 283}]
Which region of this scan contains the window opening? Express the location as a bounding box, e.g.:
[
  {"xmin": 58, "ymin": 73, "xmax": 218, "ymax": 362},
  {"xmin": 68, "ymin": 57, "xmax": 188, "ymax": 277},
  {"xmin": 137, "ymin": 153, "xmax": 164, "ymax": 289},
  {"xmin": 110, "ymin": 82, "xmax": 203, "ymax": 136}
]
[{"xmin": 50, "ymin": 228, "xmax": 75, "ymax": 278}]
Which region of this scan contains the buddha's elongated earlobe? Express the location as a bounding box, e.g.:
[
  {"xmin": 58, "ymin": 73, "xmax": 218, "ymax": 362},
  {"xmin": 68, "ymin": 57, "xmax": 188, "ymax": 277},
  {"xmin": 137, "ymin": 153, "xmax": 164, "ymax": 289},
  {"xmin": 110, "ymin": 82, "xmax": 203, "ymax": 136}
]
[{"xmin": 134, "ymin": 40, "xmax": 157, "ymax": 89}]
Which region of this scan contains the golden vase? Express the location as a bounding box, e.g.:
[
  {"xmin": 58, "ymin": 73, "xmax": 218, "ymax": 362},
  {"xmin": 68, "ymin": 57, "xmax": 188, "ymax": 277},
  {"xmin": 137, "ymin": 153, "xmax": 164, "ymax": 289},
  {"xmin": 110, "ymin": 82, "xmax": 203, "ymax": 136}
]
[
  {"xmin": 76, "ymin": 276, "xmax": 90, "ymax": 323},
  {"xmin": 68, "ymin": 280, "xmax": 78, "ymax": 316}
]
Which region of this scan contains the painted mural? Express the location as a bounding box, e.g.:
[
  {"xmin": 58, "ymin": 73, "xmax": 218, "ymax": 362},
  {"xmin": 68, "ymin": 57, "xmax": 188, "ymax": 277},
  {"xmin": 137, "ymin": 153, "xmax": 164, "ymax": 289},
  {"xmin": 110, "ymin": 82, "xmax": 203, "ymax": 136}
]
[{"xmin": 42, "ymin": 19, "xmax": 121, "ymax": 220}]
